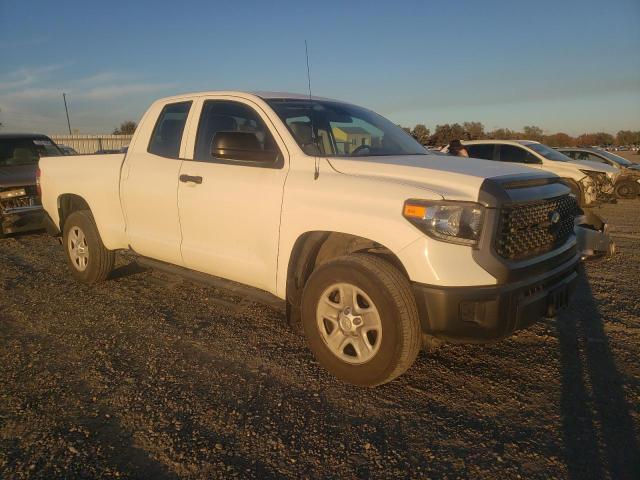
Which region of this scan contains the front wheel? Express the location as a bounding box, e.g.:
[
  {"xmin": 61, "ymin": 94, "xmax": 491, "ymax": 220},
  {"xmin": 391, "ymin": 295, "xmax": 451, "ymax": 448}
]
[
  {"xmin": 63, "ymin": 210, "xmax": 115, "ymax": 283},
  {"xmin": 301, "ymin": 254, "xmax": 421, "ymax": 386},
  {"xmin": 614, "ymin": 181, "xmax": 639, "ymax": 199}
]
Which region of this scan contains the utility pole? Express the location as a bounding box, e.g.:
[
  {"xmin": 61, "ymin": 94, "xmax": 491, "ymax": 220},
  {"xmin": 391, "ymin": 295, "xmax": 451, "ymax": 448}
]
[{"xmin": 63, "ymin": 93, "xmax": 72, "ymax": 135}]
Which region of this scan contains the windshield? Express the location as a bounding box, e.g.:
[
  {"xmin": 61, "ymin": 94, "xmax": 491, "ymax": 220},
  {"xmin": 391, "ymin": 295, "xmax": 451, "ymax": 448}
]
[
  {"xmin": 0, "ymin": 137, "xmax": 63, "ymax": 166},
  {"xmin": 525, "ymin": 143, "xmax": 572, "ymax": 162},
  {"xmin": 599, "ymin": 150, "xmax": 633, "ymax": 166},
  {"xmin": 266, "ymin": 99, "xmax": 427, "ymax": 157}
]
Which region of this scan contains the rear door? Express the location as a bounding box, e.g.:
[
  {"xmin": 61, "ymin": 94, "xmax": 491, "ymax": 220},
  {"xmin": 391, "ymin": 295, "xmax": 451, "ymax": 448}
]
[
  {"xmin": 121, "ymin": 100, "xmax": 192, "ymax": 265},
  {"xmin": 177, "ymin": 96, "xmax": 289, "ymax": 293}
]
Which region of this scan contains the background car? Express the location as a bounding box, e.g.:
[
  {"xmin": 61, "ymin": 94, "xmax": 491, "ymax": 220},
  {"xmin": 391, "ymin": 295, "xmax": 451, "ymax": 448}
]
[
  {"xmin": 442, "ymin": 139, "xmax": 618, "ymax": 257},
  {"xmin": 443, "ymin": 140, "xmax": 618, "ymax": 207},
  {"xmin": 558, "ymin": 147, "xmax": 640, "ymax": 198},
  {"xmin": 94, "ymin": 149, "xmax": 121, "ymax": 154},
  {"xmin": 58, "ymin": 145, "xmax": 79, "ymax": 155},
  {"xmin": 0, "ymin": 134, "xmax": 64, "ymax": 237}
]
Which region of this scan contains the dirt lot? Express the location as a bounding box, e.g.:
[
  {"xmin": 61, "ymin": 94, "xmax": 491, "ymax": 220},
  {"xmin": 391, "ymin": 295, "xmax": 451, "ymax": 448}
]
[{"xmin": 1, "ymin": 202, "xmax": 639, "ymax": 480}]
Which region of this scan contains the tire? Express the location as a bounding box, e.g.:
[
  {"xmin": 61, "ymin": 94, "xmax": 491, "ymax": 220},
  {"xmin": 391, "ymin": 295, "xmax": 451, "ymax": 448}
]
[
  {"xmin": 62, "ymin": 210, "xmax": 114, "ymax": 283},
  {"xmin": 301, "ymin": 254, "xmax": 421, "ymax": 386},
  {"xmin": 614, "ymin": 181, "xmax": 638, "ymax": 199}
]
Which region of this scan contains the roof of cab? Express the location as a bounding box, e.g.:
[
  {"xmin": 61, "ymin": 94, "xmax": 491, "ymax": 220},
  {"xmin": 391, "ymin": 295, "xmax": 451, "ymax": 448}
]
[{"xmin": 152, "ymin": 90, "xmax": 343, "ymax": 104}]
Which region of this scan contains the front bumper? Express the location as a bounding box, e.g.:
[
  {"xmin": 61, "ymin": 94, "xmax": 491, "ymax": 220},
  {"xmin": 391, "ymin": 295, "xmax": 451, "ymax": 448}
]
[
  {"xmin": 575, "ymin": 209, "xmax": 615, "ymax": 258},
  {"xmin": 0, "ymin": 205, "xmax": 45, "ymax": 235},
  {"xmin": 412, "ymin": 252, "xmax": 580, "ymax": 343}
]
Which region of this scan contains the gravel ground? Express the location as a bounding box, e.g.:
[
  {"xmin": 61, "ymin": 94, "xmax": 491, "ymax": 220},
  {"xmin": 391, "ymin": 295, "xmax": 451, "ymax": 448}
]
[{"xmin": 1, "ymin": 201, "xmax": 639, "ymax": 479}]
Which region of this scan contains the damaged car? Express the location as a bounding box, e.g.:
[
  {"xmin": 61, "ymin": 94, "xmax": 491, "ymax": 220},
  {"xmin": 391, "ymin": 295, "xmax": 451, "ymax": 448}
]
[
  {"xmin": 558, "ymin": 147, "xmax": 640, "ymax": 199},
  {"xmin": 443, "ymin": 140, "xmax": 618, "ymax": 258},
  {"xmin": 0, "ymin": 134, "xmax": 63, "ymax": 237}
]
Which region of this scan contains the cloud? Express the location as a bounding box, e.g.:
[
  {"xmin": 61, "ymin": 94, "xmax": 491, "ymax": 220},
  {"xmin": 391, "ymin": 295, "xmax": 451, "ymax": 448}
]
[
  {"xmin": 0, "ymin": 88, "xmax": 61, "ymax": 101},
  {"xmin": 0, "ymin": 64, "xmax": 68, "ymax": 90},
  {"xmin": 0, "ymin": 66, "xmax": 176, "ymax": 133},
  {"xmin": 78, "ymin": 82, "xmax": 175, "ymax": 100}
]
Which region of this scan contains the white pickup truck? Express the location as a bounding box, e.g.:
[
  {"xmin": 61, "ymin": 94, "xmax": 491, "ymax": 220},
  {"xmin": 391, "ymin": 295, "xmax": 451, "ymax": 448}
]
[{"xmin": 39, "ymin": 91, "xmax": 580, "ymax": 386}]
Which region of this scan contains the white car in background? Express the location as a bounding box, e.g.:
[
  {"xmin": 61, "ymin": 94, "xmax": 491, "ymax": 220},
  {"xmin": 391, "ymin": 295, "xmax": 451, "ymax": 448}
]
[
  {"xmin": 444, "ymin": 140, "xmax": 618, "ymax": 207},
  {"xmin": 443, "ymin": 140, "xmax": 618, "ymax": 257},
  {"xmin": 558, "ymin": 147, "xmax": 640, "ymax": 199}
]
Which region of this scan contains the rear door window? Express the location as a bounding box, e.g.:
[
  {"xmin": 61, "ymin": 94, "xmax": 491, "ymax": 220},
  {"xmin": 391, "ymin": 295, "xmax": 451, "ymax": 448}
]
[
  {"xmin": 466, "ymin": 144, "xmax": 495, "ymax": 160},
  {"xmin": 148, "ymin": 101, "xmax": 192, "ymax": 159},
  {"xmin": 499, "ymin": 145, "xmax": 538, "ymax": 164}
]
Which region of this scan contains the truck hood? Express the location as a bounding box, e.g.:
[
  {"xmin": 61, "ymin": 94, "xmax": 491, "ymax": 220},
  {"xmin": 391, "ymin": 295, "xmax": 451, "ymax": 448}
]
[
  {"xmin": 0, "ymin": 163, "xmax": 38, "ymax": 188},
  {"xmin": 327, "ymin": 154, "xmax": 553, "ymax": 202}
]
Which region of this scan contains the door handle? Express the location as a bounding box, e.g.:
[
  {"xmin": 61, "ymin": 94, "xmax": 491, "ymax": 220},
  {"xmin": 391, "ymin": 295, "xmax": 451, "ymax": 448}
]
[{"xmin": 179, "ymin": 174, "xmax": 203, "ymax": 184}]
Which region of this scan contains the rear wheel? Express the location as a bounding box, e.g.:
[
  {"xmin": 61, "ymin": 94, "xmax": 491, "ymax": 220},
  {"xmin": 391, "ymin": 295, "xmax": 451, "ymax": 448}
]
[
  {"xmin": 63, "ymin": 210, "xmax": 114, "ymax": 283},
  {"xmin": 302, "ymin": 254, "xmax": 421, "ymax": 386}
]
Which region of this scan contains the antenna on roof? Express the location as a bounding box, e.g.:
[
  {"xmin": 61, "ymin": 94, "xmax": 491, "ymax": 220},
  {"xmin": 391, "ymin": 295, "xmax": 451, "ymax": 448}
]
[
  {"xmin": 305, "ymin": 40, "xmax": 312, "ymax": 103},
  {"xmin": 305, "ymin": 40, "xmax": 320, "ymax": 180}
]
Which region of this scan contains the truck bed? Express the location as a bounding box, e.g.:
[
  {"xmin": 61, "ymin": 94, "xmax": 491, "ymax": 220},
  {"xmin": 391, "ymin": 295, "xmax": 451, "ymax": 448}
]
[{"xmin": 39, "ymin": 153, "xmax": 128, "ymax": 250}]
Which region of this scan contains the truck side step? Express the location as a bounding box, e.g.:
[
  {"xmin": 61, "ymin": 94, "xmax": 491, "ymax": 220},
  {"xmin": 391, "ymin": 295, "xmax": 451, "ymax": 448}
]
[{"xmin": 135, "ymin": 256, "xmax": 285, "ymax": 310}]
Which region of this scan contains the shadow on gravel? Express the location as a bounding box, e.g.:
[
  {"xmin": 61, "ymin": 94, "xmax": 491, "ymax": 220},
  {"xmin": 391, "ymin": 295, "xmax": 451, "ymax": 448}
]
[
  {"xmin": 557, "ymin": 267, "xmax": 640, "ymax": 479},
  {"xmin": 109, "ymin": 261, "xmax": 149, "ymax": 280},
  {"xmin": 72, "ymin": 401, "xmax": 179, "ymax": 480},
  {"xmin": 0, "ymin": 229, "xmax": 46, "ymax": 240}
]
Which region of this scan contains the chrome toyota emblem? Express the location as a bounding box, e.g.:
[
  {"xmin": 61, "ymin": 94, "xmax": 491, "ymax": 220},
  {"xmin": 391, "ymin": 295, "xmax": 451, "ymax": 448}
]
[{"xmin": 549, "ymin": 211, "xmax": 561, "ymax": 224}]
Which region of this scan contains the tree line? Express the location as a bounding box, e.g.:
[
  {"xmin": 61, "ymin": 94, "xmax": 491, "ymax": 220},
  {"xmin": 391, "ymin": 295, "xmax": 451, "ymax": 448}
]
[
  {"xmin": 402, "ymin": 123, "xmax": 640, "ymax": 148},
  {"xmin": 114, "ymin": 117, "xmax": 638, "ymax": 149}
]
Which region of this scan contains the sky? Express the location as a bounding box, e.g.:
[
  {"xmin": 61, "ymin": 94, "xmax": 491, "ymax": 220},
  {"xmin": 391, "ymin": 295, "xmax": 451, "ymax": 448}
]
[{"xmin": 0, "ymin": 0, "xmax": 639, "ymax": 136}]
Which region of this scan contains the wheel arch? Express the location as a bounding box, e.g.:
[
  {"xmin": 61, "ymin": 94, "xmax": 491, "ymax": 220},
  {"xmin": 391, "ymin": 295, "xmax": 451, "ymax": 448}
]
[
  {"xmin": 284, "ymin": 230, "xmax": 409, "ymax": 311},
  {"xmin": 57, "ymin": 193, "xmax": 92, "ymax": 230}
]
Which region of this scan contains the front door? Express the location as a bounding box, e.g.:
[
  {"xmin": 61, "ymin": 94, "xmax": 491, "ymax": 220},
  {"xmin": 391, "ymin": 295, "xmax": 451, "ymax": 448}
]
[{"xmin": 177, "ymin": 97, "xmax": 288, "ymax": 293}]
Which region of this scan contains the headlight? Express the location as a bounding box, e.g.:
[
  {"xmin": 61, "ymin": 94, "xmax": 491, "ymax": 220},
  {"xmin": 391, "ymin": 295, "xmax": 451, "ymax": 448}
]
[
  {"xmin": 403, "ymin": 200, "xmax": 484, "ymax": 246},
  {"xmin": 579, "ymin": 169, "xmax": 607, "ymax": 182}
]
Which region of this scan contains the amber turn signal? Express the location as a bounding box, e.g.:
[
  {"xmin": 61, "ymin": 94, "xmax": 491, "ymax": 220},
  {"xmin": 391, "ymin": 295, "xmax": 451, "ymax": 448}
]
[{"xmin": 403, "ymin": 203, "xmax": 427, "ymax": 219}]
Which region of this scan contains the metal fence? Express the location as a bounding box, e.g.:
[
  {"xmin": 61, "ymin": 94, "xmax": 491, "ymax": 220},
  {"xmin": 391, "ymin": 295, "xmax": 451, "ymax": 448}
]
[{"xmin": 49, "ymin": 135, "xmax": 133, "ymax": 155}]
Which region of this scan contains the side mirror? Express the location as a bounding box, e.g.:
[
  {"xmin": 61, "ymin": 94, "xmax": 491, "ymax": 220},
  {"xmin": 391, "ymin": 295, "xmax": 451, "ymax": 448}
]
[{"xmin": 211, "ymin": 131, "xmax": 279, "ymax": 164}]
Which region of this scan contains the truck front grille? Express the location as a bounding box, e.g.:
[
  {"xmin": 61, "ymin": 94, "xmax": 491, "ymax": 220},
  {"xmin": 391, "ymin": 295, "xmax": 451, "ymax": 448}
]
[{"xmin": 496, "ymin": 195, "xmax": 577, "ymax": 260}]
